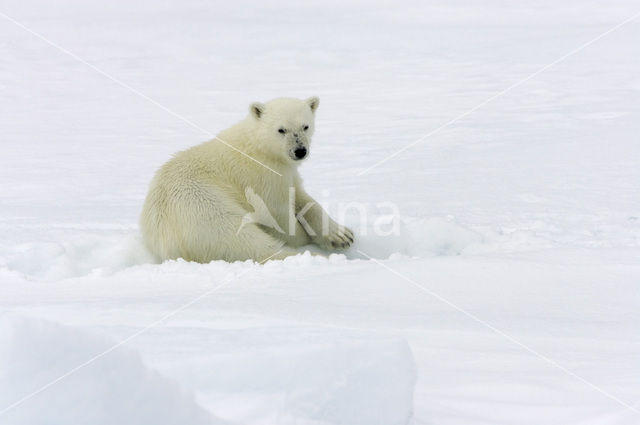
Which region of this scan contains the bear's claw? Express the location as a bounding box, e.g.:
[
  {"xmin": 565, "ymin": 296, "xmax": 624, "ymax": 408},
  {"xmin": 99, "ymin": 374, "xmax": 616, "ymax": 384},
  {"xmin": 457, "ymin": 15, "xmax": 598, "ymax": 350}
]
[{"xmin": 322, "ymin": 225, "xmax": 354, "ymax": 251}]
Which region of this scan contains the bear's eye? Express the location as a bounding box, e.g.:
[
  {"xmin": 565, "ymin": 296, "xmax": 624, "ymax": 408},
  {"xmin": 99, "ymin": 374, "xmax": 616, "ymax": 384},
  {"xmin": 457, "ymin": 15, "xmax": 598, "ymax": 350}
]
[
  {"xmin": 303, "ymin": 125, "xmax": 309, "ymax": 131},
  {"xmin": 278, "ymin": 128, "xmax": 286, "ymax": 134}
]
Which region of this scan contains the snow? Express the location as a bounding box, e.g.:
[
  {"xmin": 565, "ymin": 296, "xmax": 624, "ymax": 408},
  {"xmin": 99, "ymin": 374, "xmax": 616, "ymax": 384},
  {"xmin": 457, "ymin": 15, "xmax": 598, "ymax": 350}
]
[{"xmin": 1, "ymin": 0, "xmax": 640, "ymax": 424}]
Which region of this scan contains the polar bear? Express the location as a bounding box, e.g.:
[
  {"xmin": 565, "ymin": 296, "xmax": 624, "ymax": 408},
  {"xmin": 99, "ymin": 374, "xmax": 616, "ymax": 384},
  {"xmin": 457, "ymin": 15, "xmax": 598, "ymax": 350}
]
[{"xmin": 140, "ymin": 97, "xmax": 354, "ymax": 263}]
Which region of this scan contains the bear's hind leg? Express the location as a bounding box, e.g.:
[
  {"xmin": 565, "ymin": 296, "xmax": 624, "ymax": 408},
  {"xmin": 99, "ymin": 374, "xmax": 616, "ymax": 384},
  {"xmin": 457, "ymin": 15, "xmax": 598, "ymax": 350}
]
[
  {"xmin": 160, "ymin": 186, "xmax": 301, "ymax": 263},
  {"xmin": 228, "ymin": 222, "xmax": 300, "ymax": 262}
]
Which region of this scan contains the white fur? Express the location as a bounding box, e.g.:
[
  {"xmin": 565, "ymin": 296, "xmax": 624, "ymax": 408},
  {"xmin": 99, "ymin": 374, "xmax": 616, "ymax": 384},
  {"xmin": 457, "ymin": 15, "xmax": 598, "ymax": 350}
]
[{"xmin": 140, "ymin": 97, "xmax": 354, "ymax": 263}]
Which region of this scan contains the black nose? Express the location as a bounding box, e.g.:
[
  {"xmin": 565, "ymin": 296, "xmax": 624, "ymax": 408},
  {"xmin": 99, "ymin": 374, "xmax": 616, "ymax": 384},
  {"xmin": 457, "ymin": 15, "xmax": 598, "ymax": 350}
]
[{"xmin": 294, "ymin": 147, "xmax": 307, "ymax": 159}]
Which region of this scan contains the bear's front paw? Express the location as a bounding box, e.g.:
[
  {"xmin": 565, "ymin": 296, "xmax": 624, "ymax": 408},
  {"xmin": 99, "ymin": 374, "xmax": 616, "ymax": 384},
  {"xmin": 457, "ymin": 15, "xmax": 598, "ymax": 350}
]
[{"xmin": 316, "ymin": 225, "xmax": 354, "ymax": 251}]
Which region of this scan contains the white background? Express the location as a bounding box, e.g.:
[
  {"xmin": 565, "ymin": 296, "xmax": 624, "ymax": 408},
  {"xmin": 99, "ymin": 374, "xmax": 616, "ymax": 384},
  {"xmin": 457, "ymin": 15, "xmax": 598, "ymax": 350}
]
[{"xmin": 1, "ymin": 1, "xmax": 639, "ymax": 424}]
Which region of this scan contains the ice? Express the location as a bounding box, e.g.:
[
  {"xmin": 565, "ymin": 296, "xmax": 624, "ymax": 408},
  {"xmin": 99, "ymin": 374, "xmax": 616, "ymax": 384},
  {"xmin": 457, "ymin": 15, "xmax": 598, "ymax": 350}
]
[{"xmin": 0, "ymin": 315, "xmax": 416, "ymax": 425}]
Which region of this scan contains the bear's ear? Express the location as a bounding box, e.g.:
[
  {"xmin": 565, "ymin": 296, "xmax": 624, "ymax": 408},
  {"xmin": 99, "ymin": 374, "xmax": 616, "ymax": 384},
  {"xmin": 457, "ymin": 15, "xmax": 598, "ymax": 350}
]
[
  {"xmin": 306, "ymin": 96, "xmax": 319, "ymax": 113},
  {"xmin": 250, "ymin": 102, "xmax": 265, "ymax": 119}
]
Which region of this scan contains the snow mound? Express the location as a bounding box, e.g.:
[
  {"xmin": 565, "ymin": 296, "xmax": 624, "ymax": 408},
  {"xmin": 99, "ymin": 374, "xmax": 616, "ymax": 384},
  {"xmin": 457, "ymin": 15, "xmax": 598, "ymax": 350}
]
[
  {"xmin": 0, "ymin": 216, "xmax": 484, "ymax": 280},
  {"xmin": 349, "ymin": 216, "xmax": 484, "ymax": 259},
  {"xmin": 0, "ymin": 231, "xmax": 154, "ymax": 281},
  {"xmin": 0, "ymin": 316, "xmax": 222, "ymax": 425}
]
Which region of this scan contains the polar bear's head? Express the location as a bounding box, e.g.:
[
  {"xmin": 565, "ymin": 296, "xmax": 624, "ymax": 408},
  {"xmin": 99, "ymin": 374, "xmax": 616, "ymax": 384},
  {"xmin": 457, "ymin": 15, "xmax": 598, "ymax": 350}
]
[{"xmin": 249, "ymin": 97, "xmax": 319, "ymax": 163}]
